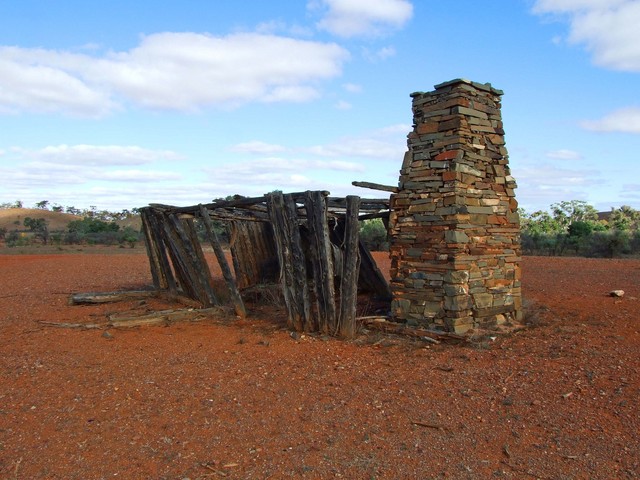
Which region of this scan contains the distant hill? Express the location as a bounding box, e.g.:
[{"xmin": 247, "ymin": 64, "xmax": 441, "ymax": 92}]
[{"xmin": 0, "ymin": 208, "xmax": 142, "ymax": 232}]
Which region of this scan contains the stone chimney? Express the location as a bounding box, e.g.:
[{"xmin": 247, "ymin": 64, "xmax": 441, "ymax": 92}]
[{"xmin": 389, "ymin": 79, "xmax": 522, "ymax": 334}]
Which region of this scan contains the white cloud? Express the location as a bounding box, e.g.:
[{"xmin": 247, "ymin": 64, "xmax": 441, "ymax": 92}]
[
  {"xmin": 93, "ymin": 170, "xmax": 180, "ymax": 182},
  {"xmin": 581, "ymin": 107, "xmax": 640, "ymax": 133},
  {"xmin": 307, "ymin": 124, "xmax": 409, "ymax": 159},
  {"xmin": 513, "ymin": 162, "xmax": 602, "ymax": 210},
  {"xmin": 310, "ymin": 0, "xmax": 413, "ymax": 38},
  {"xmin": 376, "ymin": 46, "xmax": 396, "ymax": 60},
  {"xmin": 0, "ymin": 32, "xmax": 349, "ymax": 116},
  {"xmin": 533, "ymin": 0, "xmax": 640, "ymax": 72},
  {"xmin": 335, "ymin": 100, "xmax": 352, "ymax": 110},
  {"xmin": 545, "ymin": 149, "xmax": 583, "ymax": 160},
  {"xmin": 229, "ymin": 141, "xmax": 287, "ymax": 155},
  {"xmin": 14, "ymin": 144, "xmax": 183, "ymax": 166},
  {"xmin": 362, "ymin": 45, "xmax": 397, "ymax": 62},
  {"xmin": 343, "ymin": 83, "xmax": 363, "ymax": 93},
  {"xmin": 211, "ymin": 157, "xmax": 365, "ymax": 175},
  {"xmin": 0, "ymin": 48, "xmax": 116, "ymax": 117}
]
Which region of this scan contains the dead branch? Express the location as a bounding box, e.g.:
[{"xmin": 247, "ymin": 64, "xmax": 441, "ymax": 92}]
[
  {"xmin": 68, "ymin": 290, "xmax": 158, "ymax": 305},
  {"xmin": 360, "ymin": 317, "xmax": 466, "ymax": 343}
]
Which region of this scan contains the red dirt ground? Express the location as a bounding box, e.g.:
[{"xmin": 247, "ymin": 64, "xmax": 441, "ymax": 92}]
[{"xmin": 0, "ymin": 252, "xmax": 638, "ymax": 479}]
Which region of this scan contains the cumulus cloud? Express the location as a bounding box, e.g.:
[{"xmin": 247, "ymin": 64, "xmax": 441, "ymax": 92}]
[
  {"xmin": 310, "ymin": 0, "xmax": 413, "ymax": 38},
  {"xmin": 512, "ymin": 162, "xmax": 602, "ymax": 210},
  {"xmin": 12, "ymin": 144, "xmax": 183, "ymax": 166},
  {"xmin": 533, "ymin": 0, "xmax": 640, "ymax": 72},
  {"xmin": 581, "ymin": 107, "xmax": 640, "ymax": 133},
  {"xmin": 229, "ymin": 141, "xmax": 287, "ymax": 155},
  {"xmin": 545, "ymin": 149, "xmax": 583, "ymax": 160},
  {"xmin": 0, "ymin": 32, "xmax": 349, "ymax": 116},
  {"xmin": 0, "ymin": 48, "xmax": 116, "ymax": 117},
  {"xmin": 202, "ymin": 159, "xmax": 326, "ymax": 193},
  {"xmin": 361, "ymin": 45, "xmax": 397, "ymax": 62},
  {"xmin": 342, "ymin": 83, "xmax": 363, "ymax": 93},
  {"xmin": 92, "ymin": 170, "xmax": 180, "ymax": 182},
  {"xmin": 1, "ymin": 143, "xmax": 184, "ymax": 208},
  {"xmin": 306, "ymin": 124, "xmax": 409, "ymax": 159}
]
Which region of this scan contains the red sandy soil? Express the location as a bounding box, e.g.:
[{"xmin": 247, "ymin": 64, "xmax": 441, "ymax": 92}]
[{"xmin": 0, "ymin": 252, "xmax": 638, "ymax": 479}]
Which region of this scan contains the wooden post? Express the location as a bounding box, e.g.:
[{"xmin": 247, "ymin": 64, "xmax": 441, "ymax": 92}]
[
  {"xmin": 140, "ymin": 208, "xmax": 165, "ymax": 289},
  {"xmin": 163, "ymin": 213, "xmax": 218, "ymax": 307},
  {"xmin": 267, "ymin": 192, "xmax": 310, "ymax": 332},
  {"xmin": 284, "ymin": 194, "xmax": 316, "ymax": 333},
  {"xmin": 159, "ymin": 214, "xmax": 201, "ymax": 302},
  {"xmin": 304, "ymin": 190, "xmax": 337, "ymax": 335},
  {"xmin": 338, "ymin": 195, "xmax": 361, "ymax": 338},
  {"xmin": 145, "ymin": 209, "xmax": 178, "ymax": 294},
  {"xmin": 199, "ymin": 205, "xmax": 247, "ymax": 318}
]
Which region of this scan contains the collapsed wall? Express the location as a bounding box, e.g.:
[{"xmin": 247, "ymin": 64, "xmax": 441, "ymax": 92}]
[{"xmin": 389, "ymin": 79, "xmax": 522, "ymax": 333}]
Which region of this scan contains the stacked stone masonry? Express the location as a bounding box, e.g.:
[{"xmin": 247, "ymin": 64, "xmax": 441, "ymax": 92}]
[{"xmin": 389, "ymin": 79, "xmax": 522, "ymax": 334}]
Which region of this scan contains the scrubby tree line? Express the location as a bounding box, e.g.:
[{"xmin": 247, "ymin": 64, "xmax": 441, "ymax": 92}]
[
  {"xmin": 2, "ymin": 216, "xmax": 141, "ymax": 248},
  {"xmin": 0, "ymin": 200, "xmax": 141, "ymax": 248},
  {"xmin": 520, "ymin": 201, "xmax": 639, "ymax": 257},
  {"xmin": 0, "ymin": 199, "xmax": 140, "ymax": 221}
]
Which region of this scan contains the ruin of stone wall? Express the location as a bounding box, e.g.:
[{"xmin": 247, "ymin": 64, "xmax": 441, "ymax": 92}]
[{"xmin": 389, "ymin": 79, "xmax": 522, "ymax": 334}]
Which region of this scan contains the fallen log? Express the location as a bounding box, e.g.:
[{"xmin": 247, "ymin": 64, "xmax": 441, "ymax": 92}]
[
  {"xmin": 38, "ymin": 321, "xmax": 104, "ymax": 329},
  {"xmin": 107, "ymin": 307, "xmax": 225, "ymax": 328},
  {"xmin": 359, "ymin": 317, "xmax": 466, "ymax": 343},
  {"xmin": 68, "ymin": 290, "xmax": 158, "ymax": 305},
  {"xmin": 39, "ymin": 307, "xmax": 226, "ymax": 330}
]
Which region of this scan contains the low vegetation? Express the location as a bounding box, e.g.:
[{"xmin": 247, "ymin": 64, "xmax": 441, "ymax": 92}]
[
  {"xmin": 0, "ymin": 200, "xmax": 142, "ymax": 248},
  {"xmin": 520, "ymin": 201, "xmax": 640, "ymax": 257}
]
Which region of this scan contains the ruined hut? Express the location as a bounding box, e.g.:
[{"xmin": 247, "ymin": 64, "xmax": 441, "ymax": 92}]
[{"xmin": 139, "ymin": 191, "xmax": 391, "ymax": 339}]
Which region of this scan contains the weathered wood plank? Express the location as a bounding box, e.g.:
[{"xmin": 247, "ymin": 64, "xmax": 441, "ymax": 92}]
[
  {"xmin": 140, "ymin": 209, "xmax": 165, "ymax": 289},
  {"xmin": 352, "ymin": 180, "xmax": 399, "ymax": 193},
  {"xmin": 284, "ymin": 194, "xmax": 314, "ymax": 332},
  {"xmin": 360, "ymin": 317, "xmax": 466, "ymax": 343},
  {"xmin": 199, "ymin": 205, "xmax": 247, "ymax": 318},
  {"xmin": 108, "ymin": 307, "xmax": 224, "ymax": 328},
  {"xmin": 267, "ymin": 192, "xmax": 310, "ymax": 332},
  {"xmin": 68, "ymin": 290, "xmax": 158, "ymax": 305},
  {"xmin": 304, "ymin": 190, "xmax": 337, "ymax": 335},
  {"xmin": 162, "ymin": 213, "xmax": 214, "ymax": 306},
  {"xmin": 182, "ymin": 216, "xmax": 219, "ymax": 305},
  {"xmin": 171, "ymin": 191, "xmax": 331, "ymax": 215},
  {"xmin": 143, "ymin": 208, "xmax": 178, "ymax": 293},
  {"xmin": 338, "ymin": 195, "xmax": 361, "ymax": 338}
]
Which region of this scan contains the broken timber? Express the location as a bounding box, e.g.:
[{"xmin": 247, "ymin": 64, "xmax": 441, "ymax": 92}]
[
  {"xmin": 136, "ymin": 189, "xmax": 392, "ymax": 339},
  {"xmin": 68, "ymin": 290, "xmax": 157, "ymax": 305}
]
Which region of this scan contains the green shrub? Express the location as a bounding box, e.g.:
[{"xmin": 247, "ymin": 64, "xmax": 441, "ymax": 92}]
[
  {"xmin": 360, "ymin": 218, "xmax": 388, "ymax": 251},
  {"xmin": 585, "ymin": 231, "xmax": 631, "ymax": 258},
  {"xmin": 6, "ymin": 231, "xmax": 30, "ymax": 247}
]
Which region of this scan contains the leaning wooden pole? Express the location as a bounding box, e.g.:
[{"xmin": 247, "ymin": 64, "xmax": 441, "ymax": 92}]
[
  {"xmin": 338, "ymin": 195, "xmax": 361, "ymax": 338},
  {"xmin": 304, "ymin": 190, "xmax": 337, "ymax": 335},
  {"xmin": 199, "ymin": 205, "xmax": 247, "ymax": 318},
  {"xmin": 146, "ymin": 209, "xmax": 179, "ymax": 294},
  {"xmin": 140, "ymin": 209, "xmax": 164, "ymax": 289},
  {"xmin": 267, "ymin": 192, "xmax": 310, "ymax": 332},
  {"xmin": 165, "ymin": 213, "xmax": 218, "ymax": 307},
  {"xmin": 283, "ymin": 194, "xmax": 315, "ymax": 333}
]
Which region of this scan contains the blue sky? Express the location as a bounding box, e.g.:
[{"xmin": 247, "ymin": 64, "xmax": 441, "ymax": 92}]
[{"xmin": 1, "ymin": 0, "xmax": 639, "ymax": 213}]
